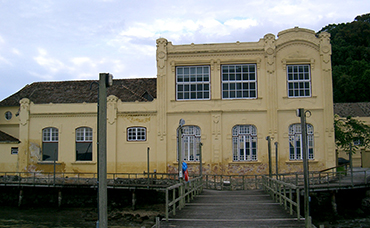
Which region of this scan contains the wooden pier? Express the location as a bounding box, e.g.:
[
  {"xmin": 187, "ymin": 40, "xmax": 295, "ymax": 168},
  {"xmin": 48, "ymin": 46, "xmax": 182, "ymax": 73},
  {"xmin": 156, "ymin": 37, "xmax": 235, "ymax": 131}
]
[{"xmin": 160, "ymin": 189, "xmax": 305, "ymax": 227}]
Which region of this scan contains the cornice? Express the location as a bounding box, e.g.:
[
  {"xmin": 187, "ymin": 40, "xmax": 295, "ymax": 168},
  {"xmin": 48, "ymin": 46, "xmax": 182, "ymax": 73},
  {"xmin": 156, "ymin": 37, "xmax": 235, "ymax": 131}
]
[
  {"xmin": 167, "ymin": 50, "xmax": 265, "ymax": 60},
  {"xmin": 31, "ymin": 113, "xmax": 96, "ymax": 118},
  {"xmin": 276, "ymin": 40, "xmax": 319, "ymax": 53},
  {"xmin": 118, "ymin": 112, "xmax": 157, "ymax": 117}
]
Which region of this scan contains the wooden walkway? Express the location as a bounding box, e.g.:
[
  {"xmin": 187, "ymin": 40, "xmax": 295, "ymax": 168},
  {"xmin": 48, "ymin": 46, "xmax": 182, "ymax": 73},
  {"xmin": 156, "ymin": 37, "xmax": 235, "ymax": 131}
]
[{"xmin": 160, "ymin": 189, "xmax": 305, "ymax": 228}]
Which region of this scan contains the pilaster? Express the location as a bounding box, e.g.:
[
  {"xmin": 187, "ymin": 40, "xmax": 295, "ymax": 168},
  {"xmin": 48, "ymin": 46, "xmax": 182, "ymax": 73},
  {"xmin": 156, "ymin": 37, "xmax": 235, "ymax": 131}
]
[
  {"xmin": 18, "ymin": 98, "xmax": 30, "ymax": 172},
  {"xmin": 156, "ymin": 38, "xmax": 168, "ymax": 172},
  {"xmin": 107, "ymin": 95, "xmax": 118, "ymax": 173}
]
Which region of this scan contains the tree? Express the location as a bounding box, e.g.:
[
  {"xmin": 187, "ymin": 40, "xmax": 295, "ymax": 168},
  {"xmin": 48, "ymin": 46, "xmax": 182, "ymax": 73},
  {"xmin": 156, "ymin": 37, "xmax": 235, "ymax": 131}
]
[
  {"xmin": 334, "ymin": 115, "xmax": 370, "ymax": 154},
  {"xmin": 319, "ymin": 13, "xmax": 370, "ymax": 103}
]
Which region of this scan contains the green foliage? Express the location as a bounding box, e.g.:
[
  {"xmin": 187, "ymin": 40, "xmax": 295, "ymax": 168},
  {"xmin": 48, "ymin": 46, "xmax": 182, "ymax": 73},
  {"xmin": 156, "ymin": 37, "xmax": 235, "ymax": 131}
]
[
  {"xmin": 319, "ymin": 13, "xmax": 370, "ymax": 102},
  {"xmin": 334, "ymin": 115, "xmax": 370, "ymax": 154}
]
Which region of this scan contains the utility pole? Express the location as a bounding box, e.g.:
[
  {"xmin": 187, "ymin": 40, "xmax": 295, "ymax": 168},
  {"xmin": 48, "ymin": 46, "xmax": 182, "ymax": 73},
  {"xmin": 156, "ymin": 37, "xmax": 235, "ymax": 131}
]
[
  {"xmin": 177, "ymin": 119, "xmax": 185, "ymax": 181},
  {"xmin": 297, "ymin": 108, "xmax": 311, "ymax": 228},
  {"xmin": 97, "ymin": 73, "xmax": 113, "ymax": 228}
]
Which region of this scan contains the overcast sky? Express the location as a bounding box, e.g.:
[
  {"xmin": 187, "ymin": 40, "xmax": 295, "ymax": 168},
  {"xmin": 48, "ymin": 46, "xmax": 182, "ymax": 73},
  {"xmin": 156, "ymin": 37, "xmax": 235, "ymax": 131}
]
[{"xmin": 0, "ymin": 0, "xmax": 369, "ymax": 101}]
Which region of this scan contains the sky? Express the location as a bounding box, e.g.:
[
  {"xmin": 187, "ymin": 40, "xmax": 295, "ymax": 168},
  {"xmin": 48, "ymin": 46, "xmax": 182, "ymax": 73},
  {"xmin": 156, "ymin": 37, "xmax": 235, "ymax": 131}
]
[{"xmin": 0, "ymin": 0, "xmax": 369, "ymax": 101}]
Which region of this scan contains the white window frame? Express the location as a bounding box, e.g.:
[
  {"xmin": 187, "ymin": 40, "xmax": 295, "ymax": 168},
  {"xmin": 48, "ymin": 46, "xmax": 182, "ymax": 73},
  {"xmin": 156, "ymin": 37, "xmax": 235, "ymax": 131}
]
[
  {"xmin": 42, "ymin": 127, "xmax": 59, "ymax": 161},
  {"xmin": 289, "ymin": 124, "xmax": 314, "ymax": 160},
  {"xmin": 232, "ymin": 125, "xmax": 257, "ymax": 161},
  {"xmin": 127, "ymin": 127, "xmax": 146, "ymax": 141},
  {"xmin": 176, "ymin": 66, "xmax": 210, "ymax": 100},
  {"xmin": 222, "ymin": 64, "xmax": 257, "ymax": 99},
  {"xmin": 43, "ymin": 127, "xmax": 59, "ymax": 142},
  {"xmin": 178, "ymin": 126, "xmax": 201, "ymax": 162},
  {"xmin": 287, "ymin": 64, "xmax": 311, "ymax": 98},
  {"xmin": 76, "ymin": 127, "xmax": 93, "ymax": 161},
  {"xmin": 11, "ymin": 147, "xmax": 18, "ymax": 155},
  {"xmin": 76, "ymin": 127, "xmax": 93, "ymax": 142}
]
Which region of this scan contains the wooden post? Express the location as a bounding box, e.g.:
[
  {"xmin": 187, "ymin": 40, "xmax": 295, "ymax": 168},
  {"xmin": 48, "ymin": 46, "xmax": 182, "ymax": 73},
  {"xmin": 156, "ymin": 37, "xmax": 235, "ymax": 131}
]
[
  {"xmin": 165, "ymin": 189, "xmax": 169, "ymax": 221},
  {"xmin": 58, "ymin": 190, "xmax": 62, "ymax": 207},
  {"xmin": 132, "ymin": 189, "xmax": 136, "ymax": 210},
  {"xmin": 172, "ymin": 188, "xmax": 176, "ymax": 216},
  {"xmin": 331, "ymin": 191, "xmax": 337, "ymax": 214},
  {"xmin": 18, "ymin": 189, "xmax": 23, "ymax": 207}
]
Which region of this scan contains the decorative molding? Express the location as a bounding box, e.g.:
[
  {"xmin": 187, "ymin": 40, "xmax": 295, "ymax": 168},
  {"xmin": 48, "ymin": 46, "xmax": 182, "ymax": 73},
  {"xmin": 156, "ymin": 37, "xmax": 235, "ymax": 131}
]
[
  {"xmin": 281, "ymin": 58, "xmax": 315, "ymax": 70},
  {"xmin": 276, "ymin": 41, "xmax": 319, "ymax": 53}
]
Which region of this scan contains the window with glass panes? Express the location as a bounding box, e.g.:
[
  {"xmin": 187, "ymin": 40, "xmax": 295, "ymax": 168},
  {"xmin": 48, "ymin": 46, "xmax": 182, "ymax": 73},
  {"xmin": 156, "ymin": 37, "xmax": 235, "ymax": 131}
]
[
  {"xmin": 76, "ymin": 127, "xmax": 93, "ymax": 161},
  {"xmin": 178, "ymin": 126, "xmax": 201, "ymax": 161},
  {"xmin": 289, "ymin": 124, "xmax": 314, "ymax": 160},
  {"xmin": 127, "ymin": 127, "xmax": 146, "ymax": 141},
  {"xmin": 222, "ymin": 64, "xmax": 257, "ymax": 99},
  {"xmin": 232, "ymin": 125, "xmax": 257, "ymax": 161},
  {"xmin": 42, "ymin": 127, "xmax": 58, "ymax": 161},
  {"xmin": 287, "ymin": 65, "xmax": 311, "ymax": 97},
  {"xmin": 176, "ymin": 66, "xmax": 210, "ymax": 100}
]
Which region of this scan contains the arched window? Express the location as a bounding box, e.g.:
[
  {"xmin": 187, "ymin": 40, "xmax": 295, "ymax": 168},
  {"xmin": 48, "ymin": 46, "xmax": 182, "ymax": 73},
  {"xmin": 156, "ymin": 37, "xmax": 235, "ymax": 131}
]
[
  {"xmin": 232, "ymin": 125, "xmax": 257, "ymax": 161},
  {"xmin": 179, "ymin": 126, "xmax": 201, "ymax": 161},
  {"xmin": 42, "ymin": 127, "xmax": 58, "ymax": 161},
  {"xmin": 289, "ymin": 124, "xmax": 314, "ymax": 160},
  {"xmin": 76, "ymin": 127, "xmax": 93, "ymax": 161}
]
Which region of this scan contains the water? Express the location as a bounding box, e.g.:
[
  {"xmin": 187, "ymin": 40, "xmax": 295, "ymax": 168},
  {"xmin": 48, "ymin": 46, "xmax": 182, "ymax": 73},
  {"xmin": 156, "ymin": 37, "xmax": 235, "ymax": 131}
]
[{"xmin": 0, "ymin": 207, "xmax": 152, "ymax": 227}]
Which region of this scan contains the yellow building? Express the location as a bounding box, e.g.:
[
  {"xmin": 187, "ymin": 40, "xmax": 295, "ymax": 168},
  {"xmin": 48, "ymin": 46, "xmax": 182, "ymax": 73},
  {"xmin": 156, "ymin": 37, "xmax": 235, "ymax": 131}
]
[{"xmin": 0, "ymin": 27, "xmax": 336, "ymax": 175}]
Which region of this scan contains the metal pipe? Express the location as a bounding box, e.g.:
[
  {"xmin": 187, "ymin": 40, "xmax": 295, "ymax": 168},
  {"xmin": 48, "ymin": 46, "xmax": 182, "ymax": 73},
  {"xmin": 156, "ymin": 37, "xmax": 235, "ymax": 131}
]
[
  {"xmin": 199, "ymin": 142, "xmax": 203, "ymax": 177},
  {"xmin": 299, "ymin": 108, "xmax": 310, "ymax": 228},
  {"xmin": 275, "ymin": 142, "xmax": 279, "ymax": 179},
  {"xmin": 147, "ymin": 147, "xmax": 150, "ymax": 187},
  {"xmin": 266, "ymin": 136, "xmax": 272, "ymax": 177}
]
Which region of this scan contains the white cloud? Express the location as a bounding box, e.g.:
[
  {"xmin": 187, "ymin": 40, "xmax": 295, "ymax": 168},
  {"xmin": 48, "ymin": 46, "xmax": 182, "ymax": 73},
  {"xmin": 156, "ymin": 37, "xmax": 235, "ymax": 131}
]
[
  {"xmin": 33, "ymin": 48, "xmax": 67, "ymax": 74},
  {"xmin": 224, "ymin": 18, "xmax": 258, "ymax": 29},
  {"xmin": 12, "ymin": 48, "xmax": 21, "ymax": 56},
  {"xmin": 0, "ymin": 55, "xmax": 11, "ymax": 65},
  {"xmin": 71, "ymin": 57, "xmax": 96, "ymax": 67}
]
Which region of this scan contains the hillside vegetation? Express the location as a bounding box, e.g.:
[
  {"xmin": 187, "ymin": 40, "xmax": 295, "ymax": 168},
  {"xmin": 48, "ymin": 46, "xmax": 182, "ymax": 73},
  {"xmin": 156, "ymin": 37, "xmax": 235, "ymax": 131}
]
[{"xmin": 319, "ymin": 13, "xmax": 370, "ymax": 103}]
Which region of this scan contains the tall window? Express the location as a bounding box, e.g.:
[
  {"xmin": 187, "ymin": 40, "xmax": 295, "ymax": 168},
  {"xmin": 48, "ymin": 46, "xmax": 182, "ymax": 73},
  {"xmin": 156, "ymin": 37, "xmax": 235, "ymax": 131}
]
[
  {"xmin": 176, "ymin": 66, "xmax": 210, "ymax": 100},
  {"xmin": 179, "ymin": 126, "xmax": 201, "ymax": 161},
  {"xmin": 232, "ymin": 125, "xmax": 257, "ymax": 161},
  {"xmin": 127, "ymin": 127, "xmax": 146, "ymax": 141},
  {"xmin": 287, "ymin": 64, "xmax": 311, "ymax": 97},
  {"xmin": 222, "ymin": 64, "xmax": 257, "ymax": 99},
  {"xmin": 42, "ymin": 127, "xmax": 58, "ymax": 161},
  {"xmin": 76, "ymin": 127, "xmax": 93, "ymax": 161},
  {"xmin": 289, "ymin": 124, "xmax": 314, "ymax": 160}
]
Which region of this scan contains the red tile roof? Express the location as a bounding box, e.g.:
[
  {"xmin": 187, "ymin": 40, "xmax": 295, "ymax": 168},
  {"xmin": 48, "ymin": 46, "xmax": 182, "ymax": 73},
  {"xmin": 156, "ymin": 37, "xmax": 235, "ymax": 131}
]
[
  {"xmin": 334, "ymin": 102, "xmax": 370, "ymax": 117},
  {"xmin": 0, "ymin": 78, "xmax": 157, "ymax": 106},
  {"xmin": 0, "ymin": 130, "xmax": 20, "ymax": 142}
]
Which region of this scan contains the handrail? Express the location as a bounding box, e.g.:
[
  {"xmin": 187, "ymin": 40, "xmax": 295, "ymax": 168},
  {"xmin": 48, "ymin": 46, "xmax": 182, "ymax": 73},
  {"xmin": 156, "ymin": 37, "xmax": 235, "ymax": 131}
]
[
  {"xmin": 165, "ymin": 176, "xmax": 203, "ymax": 221},
  {"xmin": 261, "ymin": 175, "xmax": 301, "ymax": 221},
  {"xmin": 0, "ymin": 171, "xmax": 178, "ymax": 187}
]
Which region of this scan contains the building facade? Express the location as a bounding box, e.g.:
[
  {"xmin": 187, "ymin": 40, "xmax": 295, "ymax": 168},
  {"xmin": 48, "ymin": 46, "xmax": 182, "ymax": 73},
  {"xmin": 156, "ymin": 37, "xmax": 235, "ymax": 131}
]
[
  {"xmin": 0, "ymin": 27, "xmax": 336, "ymax": 175},
  {"xmin": 334, "ymin": 102, "xmax": 370, "ymax": 168}
]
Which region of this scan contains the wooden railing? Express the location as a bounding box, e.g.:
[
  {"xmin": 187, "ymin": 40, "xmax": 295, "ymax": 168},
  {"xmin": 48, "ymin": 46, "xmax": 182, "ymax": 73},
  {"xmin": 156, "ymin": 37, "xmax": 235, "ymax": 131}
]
[
  {"xmin": 204, "ymin": 174, "xmax": 263, "ymax": 190},
  {"xmin": 0, "ymin": 171, "xmax": 178, "ymax": 188},
  {"xmin": 261, "ymin": 175, "xmax": 301, "ymax": 221},
  {"xmin": 165, "ymin": 176, "xmax": 203, "ymax": 221}
]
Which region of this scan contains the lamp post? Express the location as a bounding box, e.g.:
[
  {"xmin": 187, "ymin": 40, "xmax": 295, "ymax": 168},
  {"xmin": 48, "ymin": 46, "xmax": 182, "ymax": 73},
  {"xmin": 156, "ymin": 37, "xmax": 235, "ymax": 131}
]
[
  {"xmin": 199, "ymin": 142, "xmax": 203, "ymax": 177},
  {"xmin": 97, "ymin": 73, "xmax": 113, "ymax": 228},
  {"xmin": 297, "ymin": 108, "xmax": 311, "ymax": 228},
  {"xmin": 275, "ymin": 142, "xmax": 279, "ymax": 179},
  {"xmin": 266, "ymin": 136, "xmax": 272, "ymax": 178},
  {"xmin": 177, "ymin": 119, "xmax": 185, "ymax": 181}
]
